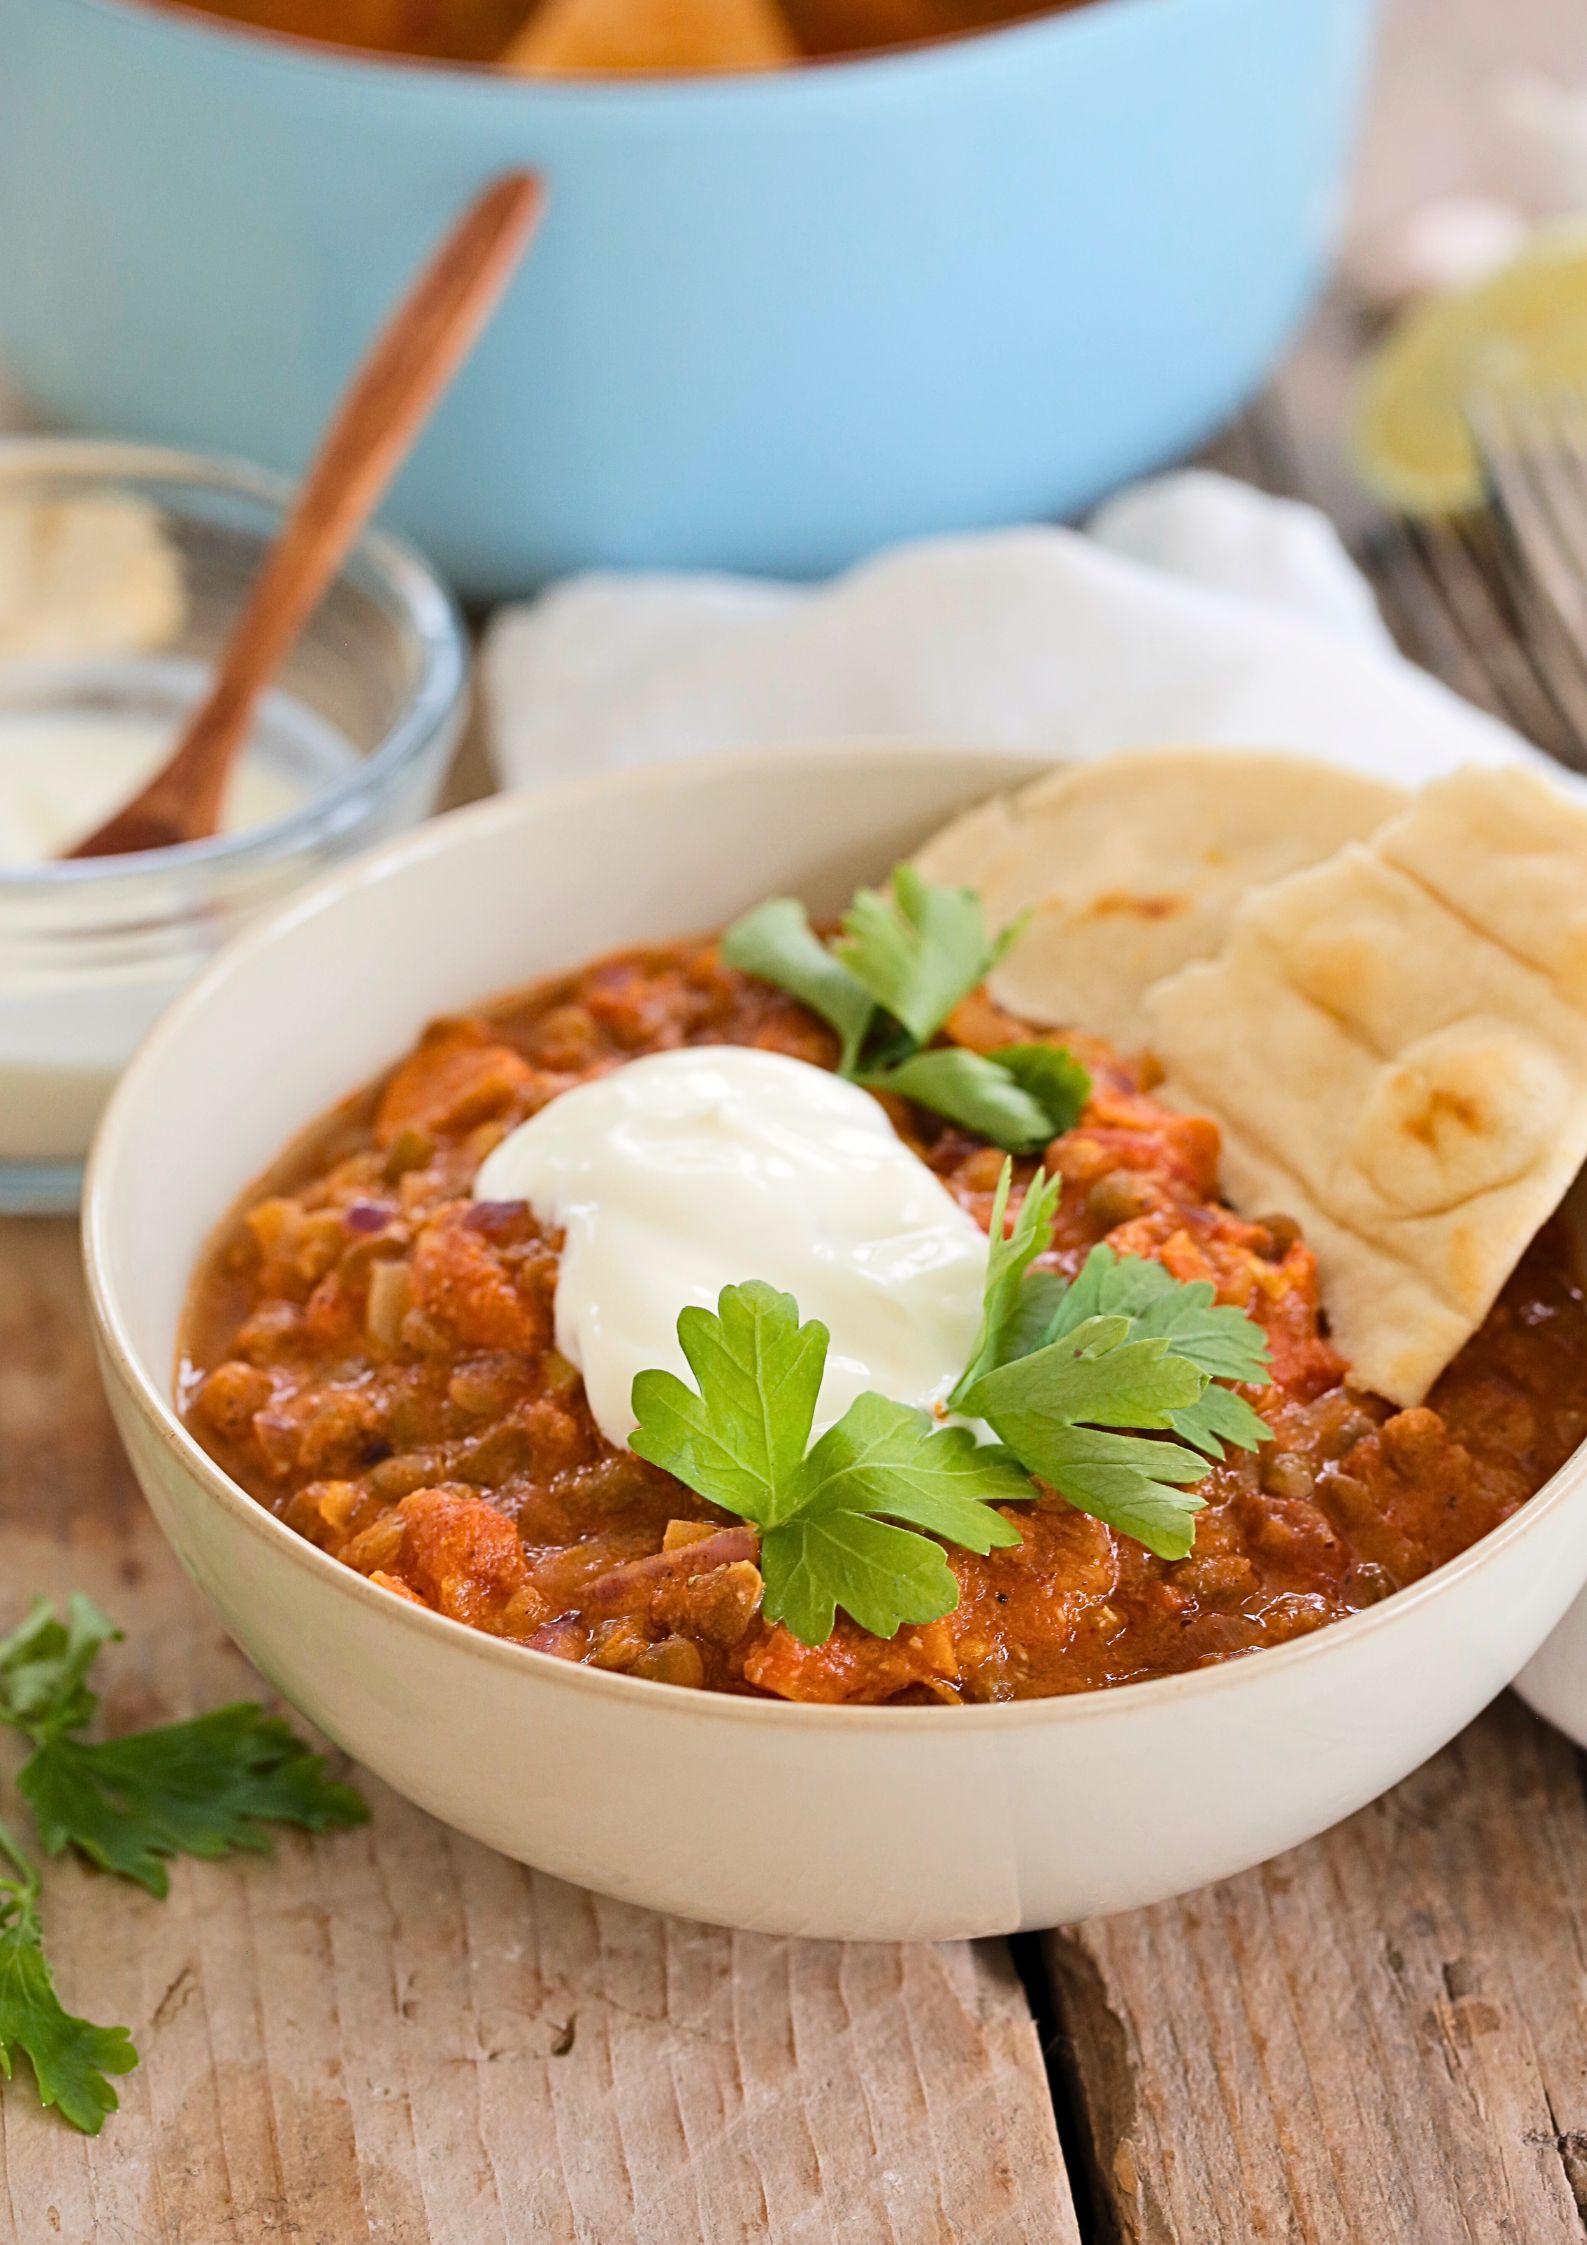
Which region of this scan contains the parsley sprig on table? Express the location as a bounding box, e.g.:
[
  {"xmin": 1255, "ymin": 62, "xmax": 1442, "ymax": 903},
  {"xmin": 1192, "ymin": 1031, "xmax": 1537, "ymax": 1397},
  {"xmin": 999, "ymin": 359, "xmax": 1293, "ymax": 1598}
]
[
  {"xmin": 0, "ymin": 1817, "xmax": 136, "ymax": 2135},
  {"xmin": 629, "ymin": 1164, "xmax": 1274, "ymax": 1645},
  {"xmin": 0, "ymin": 1595, "xmax": 368, "ymax": 2133},
  {"xmin": 722, "ymin": 865, "xmax": 1091, "ymax": 1153}
]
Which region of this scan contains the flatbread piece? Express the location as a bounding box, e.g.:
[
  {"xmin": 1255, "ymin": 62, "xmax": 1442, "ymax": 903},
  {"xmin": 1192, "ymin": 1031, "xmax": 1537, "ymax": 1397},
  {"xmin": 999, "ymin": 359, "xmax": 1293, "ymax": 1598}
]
[
  {"xmin": 1144, "ymin": 765, "xmax": 1587, "ymax": 1404},
  {"xmin": 914, "ymin": 748, "xmax": 1404, "ymax": 1049}
]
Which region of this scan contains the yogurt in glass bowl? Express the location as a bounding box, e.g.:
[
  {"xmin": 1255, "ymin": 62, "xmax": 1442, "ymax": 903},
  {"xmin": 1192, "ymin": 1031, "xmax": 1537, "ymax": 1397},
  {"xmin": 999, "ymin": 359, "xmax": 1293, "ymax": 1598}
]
[{"xmin": 0, "ymin": 439, "xmax": 468, "ymax": 1210}]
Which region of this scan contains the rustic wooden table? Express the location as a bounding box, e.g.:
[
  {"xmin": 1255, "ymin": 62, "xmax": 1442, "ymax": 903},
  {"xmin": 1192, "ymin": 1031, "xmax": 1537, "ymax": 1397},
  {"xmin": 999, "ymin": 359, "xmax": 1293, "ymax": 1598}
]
[{"xmin": 6, "ymin": 4, "xmax": 1587, "ymax": 2238}]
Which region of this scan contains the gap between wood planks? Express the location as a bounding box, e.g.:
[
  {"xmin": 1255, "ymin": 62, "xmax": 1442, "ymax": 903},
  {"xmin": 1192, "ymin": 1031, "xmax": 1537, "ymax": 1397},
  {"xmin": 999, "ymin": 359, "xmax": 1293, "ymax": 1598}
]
[
  {"xmin": 1009, "ymin": 1932, "xmax": 1107, "ymax": 2241},
  {"xmin": 1037, "ymin": 1703, "xmax": 1587, "ymax": 2245}
]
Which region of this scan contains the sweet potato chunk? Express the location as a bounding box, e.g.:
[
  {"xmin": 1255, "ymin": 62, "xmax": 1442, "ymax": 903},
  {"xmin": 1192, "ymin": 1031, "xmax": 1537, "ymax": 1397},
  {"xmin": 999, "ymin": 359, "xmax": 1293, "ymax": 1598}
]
[
  {"xmin": 375, "ymin": 1019, "xmax": 534, "ymax": 1149},
  {"xmin": 396, "ymin": 1485, "xmax": 543, "ymax": 1632},
  {"xmin": 743, "ymin": 1617, "xmax": 958, "ymax": 1704},
  {"xmin": 409, "ymin": 1211, "xmax": 546, "ymax": 1353}
]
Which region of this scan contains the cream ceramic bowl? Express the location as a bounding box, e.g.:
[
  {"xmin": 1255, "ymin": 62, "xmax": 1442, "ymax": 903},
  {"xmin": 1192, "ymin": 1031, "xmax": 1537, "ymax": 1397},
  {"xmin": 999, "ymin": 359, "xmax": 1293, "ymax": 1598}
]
[{"xmin": 83, "ymin": 746, "xmax": 1587, "ymax": 1941}]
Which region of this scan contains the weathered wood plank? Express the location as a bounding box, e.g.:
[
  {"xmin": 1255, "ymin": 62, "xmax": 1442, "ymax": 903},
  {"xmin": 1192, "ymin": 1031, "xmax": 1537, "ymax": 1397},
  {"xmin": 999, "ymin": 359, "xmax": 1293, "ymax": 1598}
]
[
  {"xmin": 1046, "ymin": 1701, "xmax": 1587, "ymax": 2245},
  {"xmin": 0, "ymin": 1220, "xmax": 1077, "ymax": 2245}
]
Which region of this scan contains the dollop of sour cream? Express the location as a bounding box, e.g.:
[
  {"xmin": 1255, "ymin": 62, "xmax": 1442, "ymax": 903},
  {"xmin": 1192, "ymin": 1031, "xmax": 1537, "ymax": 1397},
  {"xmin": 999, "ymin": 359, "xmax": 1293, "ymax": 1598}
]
[{"xmin": 473, "ymin": 1046, "xmax": 991, "ymax": 1448}]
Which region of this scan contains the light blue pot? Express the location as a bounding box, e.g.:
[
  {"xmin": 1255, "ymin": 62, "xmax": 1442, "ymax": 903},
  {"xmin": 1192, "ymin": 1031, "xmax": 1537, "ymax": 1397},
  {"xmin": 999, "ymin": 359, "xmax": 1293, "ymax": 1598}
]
[{"xmin": 0, "ymin": 0, "xmax": 1377, "ymax": 596}]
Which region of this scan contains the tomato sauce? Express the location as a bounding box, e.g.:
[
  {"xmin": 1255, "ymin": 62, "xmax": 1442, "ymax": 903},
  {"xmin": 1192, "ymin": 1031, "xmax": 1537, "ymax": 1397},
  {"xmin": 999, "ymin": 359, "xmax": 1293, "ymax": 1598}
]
[{"xmin": 179, "ymin": 940, "xmax": 1587, "ymax": 1704}]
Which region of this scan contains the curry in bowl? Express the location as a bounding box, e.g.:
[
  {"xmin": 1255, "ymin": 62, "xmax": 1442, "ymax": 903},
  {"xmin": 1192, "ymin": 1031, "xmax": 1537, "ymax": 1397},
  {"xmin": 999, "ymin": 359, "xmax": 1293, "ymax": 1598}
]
[
  {"xmin": 178, "ymin": 753, "xmax": 1587, "ymax": 1709},
  {"xmin": 162, "ymin": 0, "xmax": 1096, "ymax": 70}
]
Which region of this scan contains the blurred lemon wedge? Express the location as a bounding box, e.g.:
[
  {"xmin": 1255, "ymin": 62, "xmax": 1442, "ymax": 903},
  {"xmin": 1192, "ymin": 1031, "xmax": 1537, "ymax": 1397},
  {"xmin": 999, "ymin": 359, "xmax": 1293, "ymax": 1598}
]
[{"xmin": 1352, "ymin": 223, "xmax": 1587, "ymax": 514}]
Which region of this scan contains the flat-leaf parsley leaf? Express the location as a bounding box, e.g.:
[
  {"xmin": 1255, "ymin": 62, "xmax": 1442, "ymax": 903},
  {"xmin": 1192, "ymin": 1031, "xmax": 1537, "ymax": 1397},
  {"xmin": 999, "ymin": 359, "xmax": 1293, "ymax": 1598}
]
[
  {"xmin": 949, "ymin": 1162, "xmax": 1065, "ymax": 1408},
  {"xmin": 858, "ymin": 1047, "xmax": 1061, "ymax": 1154},
  {"xmin": 990, "ymin": 1043, "xmax": 1092, "ymax": 1137},
  {"xmin": 720, "ymin": 897, "xmax": 874, "ymax": 1074},
  {"xmin": 0, "ymin": 1600, "xmax": 368, "ymax": 1896},
  {"xmin": 0, "ymin": 1598, "xmax": 370, "ymax": 2134},
  {"xmin": 0, "ymin": 1595, "xmax": 119, "ymax": 1741},
  {"xmin": 629, "ymin": 1282, "xmax": 1029, "ymax": 1645},
  {"xmin": 834, "ymin": 864, "xmax": 1011, "ymax": 1046},
  {"xmin": 0, "ymin": 1819, "xmax": 135, "ymax": 2136},
  {"xmin": 1035, "ymin": 1241, "xmax": 1272, "ymax": 1457},
  {"xmin": 721, "ymin": 867, "xmax": 1091, "ymax": 1153},
  {"xmin": 19, "ymin": 1709, "xmax": 370, "ymax": 1900},
  {"xmin": 953, "ymin": 1166, "xmax": 1275, "ymax": 1560}
]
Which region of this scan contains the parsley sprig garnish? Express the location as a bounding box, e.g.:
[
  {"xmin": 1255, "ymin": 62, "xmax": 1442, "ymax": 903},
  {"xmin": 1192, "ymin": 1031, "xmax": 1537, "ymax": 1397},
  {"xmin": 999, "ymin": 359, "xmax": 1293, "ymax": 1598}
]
[
  {"xmin": 629, "ymin": 1163, "xmax": 1274, "ymax": 1645},
  {"xmin": 951, "ymin": 1162, "xmax": 1272, "ymax": 1558},
  {"xmin": 629, "ymin": 1281, "xmax": 1031, "ymax": 1646},
  {"xmin": 722, "ymin": 865, "xmax": 1090, "ymax": 1153},
  {"xmin": 0, "ymin": 1594, "xmax": 368, "ymax": 2132}
]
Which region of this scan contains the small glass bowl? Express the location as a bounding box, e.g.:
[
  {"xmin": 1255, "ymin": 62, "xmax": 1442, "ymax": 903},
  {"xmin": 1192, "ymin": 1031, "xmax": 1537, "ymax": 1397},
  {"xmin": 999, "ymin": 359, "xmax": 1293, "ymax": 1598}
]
[{"xmin": 0, "ymin": 439, "xmax": 468, "ymax": 1212}]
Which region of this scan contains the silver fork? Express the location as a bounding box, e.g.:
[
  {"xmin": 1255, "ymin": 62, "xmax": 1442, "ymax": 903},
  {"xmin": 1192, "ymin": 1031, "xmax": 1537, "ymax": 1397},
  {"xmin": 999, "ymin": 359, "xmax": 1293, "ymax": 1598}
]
[
  {"xmin": 1465, "ymin": 383, "xmax": 1587, "ymax": 762},
  {"xmin": 1470, "ymin": 383, "xmax": 1587, "ymax": 644},
  {"xmin": 1360, "ymin": 508, "xmax": 1587, "ymax": 773}
]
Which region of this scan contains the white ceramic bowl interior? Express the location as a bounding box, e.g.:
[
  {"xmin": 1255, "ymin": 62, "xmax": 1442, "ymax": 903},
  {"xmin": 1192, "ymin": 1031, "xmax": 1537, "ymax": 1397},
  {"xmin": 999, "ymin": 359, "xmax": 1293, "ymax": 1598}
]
[{"xmin": 83, "ymin": 747, "xmax": 1587, "ymax": 1940}]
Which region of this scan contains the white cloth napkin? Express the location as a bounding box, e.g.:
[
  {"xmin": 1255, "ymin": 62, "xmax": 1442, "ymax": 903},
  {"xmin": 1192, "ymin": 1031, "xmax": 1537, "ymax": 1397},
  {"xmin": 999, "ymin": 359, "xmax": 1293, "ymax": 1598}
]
[{"xmin": 481, "ymin": 469, "xmax": 1546, "ymax": 796}]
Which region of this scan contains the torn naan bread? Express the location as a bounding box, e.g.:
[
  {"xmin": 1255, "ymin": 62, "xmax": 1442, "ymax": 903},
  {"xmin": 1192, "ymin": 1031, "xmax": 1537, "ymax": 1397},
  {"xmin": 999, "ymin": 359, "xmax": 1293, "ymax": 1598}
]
[
  {"xmin": 1144, "ymin": 764, "xmax": 1587, "ymax": 1405},
  {"xmin": 914, "ymin": 748, "xmax": 1404, "ymax": 1050}
]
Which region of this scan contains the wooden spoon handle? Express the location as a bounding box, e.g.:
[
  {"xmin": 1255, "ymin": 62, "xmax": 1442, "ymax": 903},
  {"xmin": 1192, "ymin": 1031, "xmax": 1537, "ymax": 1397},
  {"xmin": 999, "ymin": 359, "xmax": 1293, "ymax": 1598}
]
[
  {"xmin": 66, "ymin": 171, "xmax": 543, "ymax": 857},
  {"xmin": 202, "ymin": 170, "xmax": 543, "ymax": 740}
]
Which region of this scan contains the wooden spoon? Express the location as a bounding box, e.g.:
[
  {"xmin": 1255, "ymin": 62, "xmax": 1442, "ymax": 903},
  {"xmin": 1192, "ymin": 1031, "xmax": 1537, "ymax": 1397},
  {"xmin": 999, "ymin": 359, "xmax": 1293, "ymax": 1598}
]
[{"xmin": 65, "ymin": 170, "xmax": 543, "ymax": 860}]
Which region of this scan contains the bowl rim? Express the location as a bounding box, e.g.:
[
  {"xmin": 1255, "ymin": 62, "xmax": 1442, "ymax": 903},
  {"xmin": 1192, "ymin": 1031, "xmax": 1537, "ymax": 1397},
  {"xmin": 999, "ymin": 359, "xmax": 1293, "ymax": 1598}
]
[
  {"xmin": 0, "ymin": 437, "xmax": 468, "ymax": 893},
  {"xmin": 81, "ymin": 0, "xmax": 1218, "ymax": 97},
  {"xmin": 82, "ymin": 740, "xmax": 1587, "ymax": 1735}
]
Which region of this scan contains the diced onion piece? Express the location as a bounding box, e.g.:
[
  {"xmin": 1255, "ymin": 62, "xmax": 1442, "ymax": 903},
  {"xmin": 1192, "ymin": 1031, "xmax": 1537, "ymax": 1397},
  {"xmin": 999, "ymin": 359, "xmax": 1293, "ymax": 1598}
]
[{"xmin": 365, "ymin": 1259, "xmax": 412, "ymax": 1348}]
